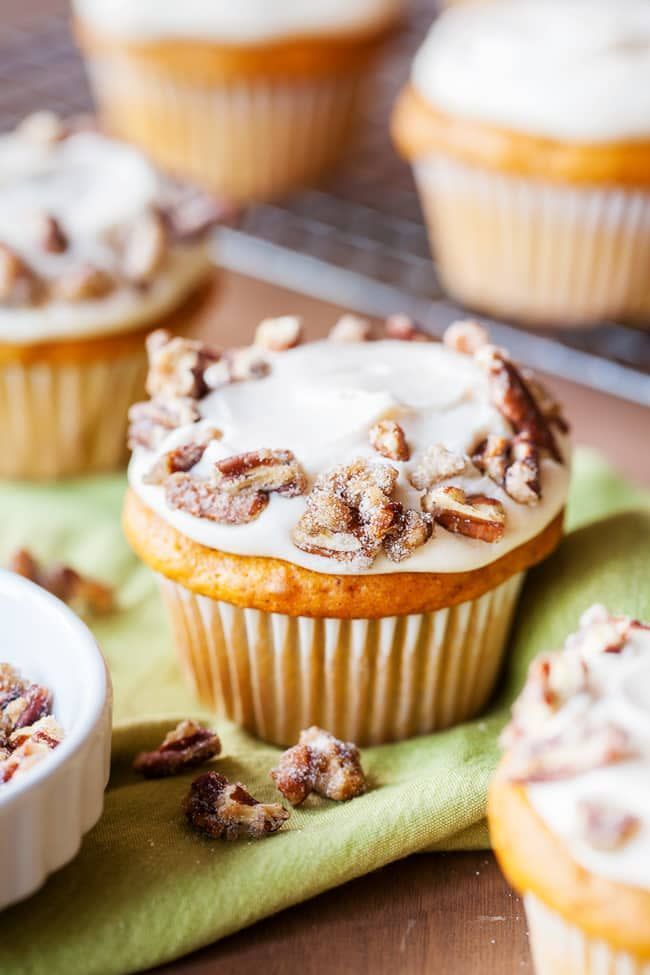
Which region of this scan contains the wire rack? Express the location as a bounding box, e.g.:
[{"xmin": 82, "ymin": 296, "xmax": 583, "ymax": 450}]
[{"xmin": 1, "ymin": 0, "xmax": 649, "ymax": 405}]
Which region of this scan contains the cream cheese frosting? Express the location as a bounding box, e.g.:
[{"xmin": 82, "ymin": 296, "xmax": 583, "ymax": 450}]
[
  {"xmin": 72, "ymin": 0, "xmax": 404, "ymax": 43},
  {"xmin": 128, "ymin": 338, "xmax": 570, "ymax": 576},
  {"xmin": 0, "ymin": 123, "xmax": 212, "ymax": 343},
  {"xmin": 412, "ymin": 0, "xmax": 650, "ymax": 142}
]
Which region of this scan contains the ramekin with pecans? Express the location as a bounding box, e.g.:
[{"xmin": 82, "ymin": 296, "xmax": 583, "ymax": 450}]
[{"xmin": 122, "ymin": 315, "xmax": 570, "ymax": 746}]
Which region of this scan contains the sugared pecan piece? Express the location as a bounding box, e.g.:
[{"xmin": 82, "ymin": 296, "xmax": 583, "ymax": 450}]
[
  {"xmin": 183, "ymin": 770, "xmax": 290, "ymax": 840},
  {"xmin": 146, "ymin": 330, "xmax": 222, "ymax": 400},
  {"xmin": 8, "ymin": 548, "xmax": 114, "ymax": 616},
  {"xmin": 133, "ymin": 720, "xmax": 221, "ymax": 778},
  {"xmin": 213, "ymin": 449, "xmax": 307, "ymax": 498},
  {"xmin": 143, "ymin": 427, "xmax": 222, "ymax": 485},
  {"xmin": 566, "ymin": 605, "xmax": 635, "ymax": 657},
  {"xmin": 409, "ymin": 444, "xmax": 467, "ymax": 491},
  {"xmin": 385, "ymin": 314, "xmax": 426, "ymax": 341},
  {"xmin": 254, "ymin": 315, "xmax": 302, "ymax": 351},
  {"xmin": 122, "ymin": 209, "xmax": 168, "ymax": 285},
  {"xmin": 128, "ymin": 397, "xmax": 200, "ymax": 451},
  {"xmin": 16, "ymin": 110, "xmax": 67, "ymax": 145},
  {"xmin": 443, "ymin": 319, "xmax": 489, "ymax": 356},
  {"xmin": 0, "ymin": 243, "xmax": 41, "ymax": 305},
  {"xmin": 523, "ymin": 371, "xmax": 570, "ymax": 434},
  {"xmin": 577, "ymin": 800, "xmax": 640, "ymax": 852},
  {"xmin": 165, "ymin": 473, "xmax": 268, "ymax": 524},
  {"xmin": 328, "ymin": 314, "xmax": 372, "ymax": 343},
  {"xmin": 0, "ymin": 716, "xmax": 64, "ymax": 784},
  {"xmin": 472, "ymin": 435, "xmax": 510, "ymax": 487},
  {"xmin": 505, "ymin": 435, "xmax": 541, "ymax": 504},
  {"xmin": 369, "ymin": 420, "xmax": 410, "ymax": 462},
  {"xmin": 383, "ymin": 508, "xmax": 433, "ymax": 563},
  {"xmin": 505, "ymin": 721, "xmax": 633, "ymax": 784},
  {"xmin": 53, "ymin": 264, "xmax": 115, "ymax": 302},
  {"xmin": 0, "ymin": 665, "xmax": 52, "ymax": 742},
  {"xmin": 422, "ymin": 486, "xmax": 505, "ymax": 543},
  {"xmin": 271, "ymin": 727, "xmax": 366, "ymax": 806},
  {"xmin": 39, "ymin": 214, "xmax": 68, "ymax": 254}
]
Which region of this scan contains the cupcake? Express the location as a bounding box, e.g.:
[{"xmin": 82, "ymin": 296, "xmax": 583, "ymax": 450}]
[
  {"xmin": 123, "ymin": 316, "xmax": 569, "ymax": 746},
  {"xmin": 490, "ymin": 606, "xmax": 650, "ymax": 975},
  {"xmin": 392, "ymin": 0, "xmax": 650, "ymax": 326},
  {"xmin": 0, "ymin": 112, "xmax": 225, "ymax": 479},
  {"xmin": 72, "ymin": 0, "xmax": 405, "ymax": 203}
]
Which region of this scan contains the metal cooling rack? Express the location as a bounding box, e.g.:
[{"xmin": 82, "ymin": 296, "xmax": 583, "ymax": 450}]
[{"xmin": 1, "ymin": 0, "xmax": 649, "ymax": 405}]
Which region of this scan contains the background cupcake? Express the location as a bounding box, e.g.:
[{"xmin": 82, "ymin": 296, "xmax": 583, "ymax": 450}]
[
  {"xmin": 392, "ymin": 0, "xmax": 650, "ymax": 326},
  {"xmin": 72, "ymin": 0, "xmax": 405, "ymax": 203},
  {"xmin": 490, "ymin": 606, "xmax": 650, "ymax": 975},
  {"xmin": 0, "ymin": 112, "xmax": 224, "ymax": 479},
  {"xmin": 122, "ymin": 316, "xmax": 570, "ymax": 747}
]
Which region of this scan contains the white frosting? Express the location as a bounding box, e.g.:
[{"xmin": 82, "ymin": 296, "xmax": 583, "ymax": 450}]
[
  {"xmin": 128, "ymin": 339, "xmax": 570, "ymax": 576},
  {"xmin": 72, "ymin": 0, "xmax": 403, "ymax": 43},
  {"xmin": 412, "ymin": 0, "xmax": 650, "ymax": 142},
  {"xmin": 527, "ymin": 625, "xmax": 650, "ymax": 891},
  {"xmin": 0, "ymin": 129, "xmax": 211, "ymax": 343}
]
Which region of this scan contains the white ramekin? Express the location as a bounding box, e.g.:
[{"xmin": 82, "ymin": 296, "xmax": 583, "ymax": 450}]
[{"xmin": 0, "ymin": 569, "xmax": 112, "ymax": 910}]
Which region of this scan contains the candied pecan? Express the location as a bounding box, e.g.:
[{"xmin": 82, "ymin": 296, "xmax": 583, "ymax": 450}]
[
  {"xmin": 328, "ymin": 314, "xmax": 372, "ymax": 342},
  {"xmin": 16, "ymin": 111, "xmax": 66, "ymax": 146},
  {"xmin": 422, "ymin": 486, "xmax": 505, "ymax": 543},
  {"xmin": 38, "ymin": 214, "xmax": 68, "ymax": 254},
  {"xmin": 0, "ymin": 716, "xmax": 64, "ymax": 784},
  {"xmin": 143, "ymin": 427, "xmax": 222, "ymax": 484},
  {"xmin": 128, "ymin": 397, "xmax": 200, "ymax": 451},
  {"xmin": 566, "ymin": 605, "xmax": 634, "ymax": 657},
  {"xmin": 505, "ymin": 721, "xmax": 633, "ymax": 783},
  {"xmin": 122, "ymin": 209, "xmax": 168, "ymax": 285},
  {"xmin": 0, "ymin": 243, "xmax": 41, "ymax": 305},
  {"xmin": 53, "ymin": 264, "xmax": 114, "ymax": 302},
  {"xmin": 369, "ymin": 419, "xmax": 410, "ymax": 462},
  {"xmin": 409, "ymin": 444, "xmax": 467, "ymax": 491},
  {"xmin": 166, "ymin": 472, "xmax": 268, "ymax": 524},
  {"xmin": 254, "ymin": 315, "xmax": 302, "ymax": 351},
  {"xmin": 8, "ymin": 548, "xmax": 114, "ymax": 616},
  {"xmin": 383, "ymin": 508, "xmax": 433, "ymax": 563},
  {"xmin": 577, "ymin": 800, "xmax": 640, "ymax": 852},
  {"xmin": 271, "ymin": 727, "xmax": 366, "ymax": 806},
  {"xmin": 223, "ymin": 346, "xmax": 271, "ymax": 383},
  {"xmin": 472, "ymin": 435, "xmax": 510, "ymax": 487},
  {"xmin": 505, "ymin": 435, "xmax": 541, "ymax": 505},
  {"xmin": 0, "ymin": 667, "xmax": 52, "ymax": 741},
  {"xmin": 133, "ymin": 720, "xmax": 221, "ymax": 778},
  {"xmin": 476, "ymin": 346, "xmax": 562, "ymax": 463},
  {"xmin": 146, "ymin": 330, "xmax": 222, "ymax": 400},
  {"xmin": 443, "ymin": 319, "xmax": 489, "ymax": 356},
  {"xmin": 385, "ymin": 313, "xmax": 426, "ymax": 341},
  {"xmin": 183, "ymin": 770, "xmax": 290, "ymax": 840},
  {"xmin": 523, "ymin": 371, "xmax": 570, "ymax": 434},
  {"xmin": 213, "ymin": 449, "xmax": 307, "ymax": 498}
]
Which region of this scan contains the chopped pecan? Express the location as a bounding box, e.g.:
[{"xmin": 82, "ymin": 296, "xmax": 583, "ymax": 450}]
[
  {"xmin": 183, "ymin": 770, "xmax": 290, "ymax": 840},
  {"xmin": 8, "ymin": 548, "xmax": 114, "ymax": 616},
  {"xmin": 369, "ymin": 420, "xmax": 410, "ymax": 462},
  {"xmin": 146, "ymin": 330, "xmax": 222, "ymax": 400},
  {"xmin": 38, "ymin": 214, "xmax": 68, "ymax": 254},
  {"xmin": 254, "ymin": 315, "xmax": 302, "ymax": 351},
  {"xmin": 53, "ymin": 264, "xmax": 115, "ymax": 302},
  {"xmin": 213, "ymin": 449, "xmax": 307, "ymax": 498},
  {"xmin": 409, "ymin": 444, "xmax": 467, "ymax": 491},
  {"xmin": 128, "ymin": 397, "xmax": 200, "ymax": 451},
  {"xmin": 328, "ymin": 314, "xmax": 372, "ymax": 343},
  {"xmin": 0, "ymin": 665, "xmax": 52, "ymax": 742},
  {"xmin": 443, "ymin": 319, "xmax": 489, "ymax": 356},
  {"xmin": 271, "ymin": 727, "xmax": 366, "ymax": 806},
  {"xmin": 422, "ymin": 486, "xmax": 505, "ymax": 543},
  {"xmin": 566, "ymin": 605, "xmax": 635, "ymax": 657},
  {"xmin": 16, "ymin": 111, "xmax": 66, "ymax": 146},
  {"xmin": 383, "ymin": 508, "xmax": 433, "ymax": 563},
  {"xmin": 505, "ymin": 435, "xmax": 541, "ymax": 505},
  {"xmin": 0, "ymin": 716, "xmax": 64, "ymax": 784},
  {"xmin": 165, "ymin": 472, "xmax": 268, "ymax": 524},
  {"xmin": 122, "ymin": 209, "xmax": 168, "ymax": 285},
  {"xmin": 224, "ymin": 346, "xmax": 271, "ymax": 383},
  {"xmin": 577, "ymin": 800, "xmax": 640, "ymax": 852},
  {"xmin": 523, "ymin": 371, "xmax": 570, "ymax": 434},
  {"xmin": 384, "ymin": 314, "xmax": 427, "ymax": 341},
  {"xmin": 133, "ymin": 720, "xmax": 221, "ymax": 778},
  {"xmin": 143, "ymin": 427, "xmax": 222, "ymax": 485},
  {"xmin": 0, "ymin": 243, "xmax": 41, "ymax": 305},
  {"xmin": 505, "ymin": 721, "xmax": 634, "ymax": 783},
  {"xmin": 472, "ymin": 435, "xmax": 510, "ymax": 487}
]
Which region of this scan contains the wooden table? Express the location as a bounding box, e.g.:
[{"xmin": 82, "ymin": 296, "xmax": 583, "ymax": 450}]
[{"xmin": 152, "ymin": 271, "xmax": 649, "ymax": 975}]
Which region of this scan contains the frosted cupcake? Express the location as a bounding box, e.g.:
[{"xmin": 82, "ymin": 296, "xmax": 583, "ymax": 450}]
[
  {"xmin": 123, "ymin": 316, "xmax": 569, "ymax": 746},
  {"xmin": 0, "ymin": 112, "xmax": 225, "ymax": 479},
  {"xmin": 490, "ymin": 606, "xmax": 650, "ymax": 975},
  {"xmin": 392, "ymin": 0, "xmax": 650, "ymax": 326},
  {"xmin": 73, "ymin": 0, "xmax": 405, "ymax": 203}
]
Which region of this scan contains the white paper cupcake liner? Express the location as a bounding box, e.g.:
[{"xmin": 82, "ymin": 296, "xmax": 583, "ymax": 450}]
[
  {"xmin": 414, "ymin": 155, "xmax": 650, "ymax": 325},
  {"xmin": 85, "ymin": 55, "xmax": 364, "ymax": 201},
  {"xmin": 525, "ymin": 894, "xmax": 650, "ymax": 975},
  {"xmin": 158, "ymin": 570, "xmax": 523, "ymax": 746},
  {"xmin": 0, "ymin": 351, "xmax": 146, "ymax": 479}
]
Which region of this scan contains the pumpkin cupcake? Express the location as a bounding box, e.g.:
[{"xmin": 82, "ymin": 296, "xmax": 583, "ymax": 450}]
[
  {"xmin": 490, "ymin": 606, "xmax": 650, "ymax": 975},
  {"xmin": 72, "ymin": 0, "xmax": 405, "ymax": 202},
  {"xmin": 0, "ymin": 112, "xmax": 226, "ymax": 479},
  {"xmin": 123, "ymin": 316, "xmax": 569, "ymax": 746},
  {"xmin": 392, "ymin": 0, "xmax": 650, "ymax": 326}
]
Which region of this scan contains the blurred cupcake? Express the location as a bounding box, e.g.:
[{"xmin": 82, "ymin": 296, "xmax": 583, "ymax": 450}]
[
  {"xmin": 392, "ymin": 0, "xmax": 650, "ymax": 326},
  {"xmin": 123, "ymin": 316, "xmax": 569, "ymax": 746},
  {"xmin": 0, "ymin": 112, "xmax": 225, "ymax": 479},
  {"xmin": 490, "ymin": 606, "xmax": 650, "ymax": 975},
  {"xmin": 73, "ymin": 0, "xmax": 405, "ymax": 202}
]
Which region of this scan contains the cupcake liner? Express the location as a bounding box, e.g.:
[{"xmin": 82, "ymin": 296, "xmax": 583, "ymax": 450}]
[
  {"xmin": 413, "ymin": 155, "xmax": 650, "ymax": 325},
  {"xmin": 0, "ymin": 351, "xmax": 146, "ymax": 479},
  {"xmin": 524, "ymin": 894, "xmax": 650, "ymax": 975},
  {"xmin": 157, "ymin": 570, "xmax": 524, "ymax": 746},
  {"xmin": 84, "ymin": 54, "xmax": 364, "ymax": 201}
]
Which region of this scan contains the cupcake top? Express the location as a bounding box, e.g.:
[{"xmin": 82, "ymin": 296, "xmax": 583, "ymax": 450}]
[
  {"xmin": 127, "ymin": 316, "xmax": 570, "ymax": 576},
  {"xmin": 412, "ymin": 0, "xmax": 650, "ymax": 142},
  {"xmin": 500, "ymin": 606, "xmax": 650, "ymax": 891},
  {"xmin": 0, "ymin": 113, "xmax": 225, "ymax": 344},
  {"xmin": 72, "ymin": 0, "xmax": 404, "ymax": 43}
]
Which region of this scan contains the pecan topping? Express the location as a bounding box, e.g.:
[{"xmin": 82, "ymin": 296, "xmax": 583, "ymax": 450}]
[
  {"xmin": 369, "ymin": 419, "xmax": 410, "ymax": 462},
  {"xmin": 523, "ymin": 371, "xmax": 570, "ymax": 434},
  {"xmin": 471, "ymin": 435, "xmax": 510, "ymax": 487},
  {"xmin": 383, "ymin": 508, "xmax": 433, "ymax": 563},
  {"xmin": 8, "ymin": 548, "xmax": 114, "ymax": 616},
  {"xmin": 0, "ymin": 716, "xmax": 64, "ymax": 784},
  {"xmin": 183, "ymin": 770, "xmax": 290, "ymax": 840},
  {"xmin": 146, "ymin": 330, "xmax": 222, "ymax": 400},
  {"xmin": 566, "ymin": 605, "xmax": 638, "ymax": 657},
  {"xmin": 328, "ymin": 314, "xmax": 372, "ymax": 343},
  {"xmin": 384, "ymin": 314, "xmax": 426, "ymax": 341},
  {"xmin": 143, "ymin": 427, "xmax": 222, "ymax": 484},
  {"xmin": 271, "ymin": 727, "xmax": 366, "ymax": 806},
  {"xmin": 505, "ymin": 721, "xmax": 633, "ymax": 784},
  {"xmin": 473, "ymin": 434, "xmax": 541, "ymax": 505},
  {"xmin": 128, "ymin": 397, "xmax": 200, "ymax": 451},
  {"xmin": 213, "ymin": 449, "xmax": 307, "ymax": 498},
  {"xmin": 223, "ymin": 346, "xmax": 271, "ymax": 383},
  {"xmin": 409, "ymin": 444, "xmax": 467, "ymax": 491},
  {"xmin": 166, "ymin": 472, "xmax": 268, "ymax": 524},
  {"xmin": 133, "ymin": 720, "xmax": 221, "ymax": 778},
  {"xmin": 122, "ymin": 209, "xmax": 168, "ymax": 285},
  {"xmin": 53, "ymin": 264, "xmax": 115, "ymax": 302},
  {"xmin": 577, "ymin": 800, "xmax": 640, "ymax": 852},
  {"xmin": 39, "ymin": 214, "xmax": 68, "ymax": 254},
  {"xmin": 254, "ymin": 315, "xmax": 302, "ymax": 351},
  {"xmin": 443, "ymin": 319, "xmax": 489, "ymax": 356},
  {"xmin": 0, "ymin": 664, "xmax": 52, "ymax": 742},
  {"xmin": 422, "ymin": 486, "xmax": 505, "ymax": 543},
  {"xmin": 0, "ymin": 243, "xmax": 41, "ymax": 305}
]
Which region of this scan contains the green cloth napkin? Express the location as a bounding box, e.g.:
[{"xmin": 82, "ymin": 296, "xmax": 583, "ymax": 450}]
[{"xmin": 0, "ymin": 448, "xmax": 648, "ymax": 975}]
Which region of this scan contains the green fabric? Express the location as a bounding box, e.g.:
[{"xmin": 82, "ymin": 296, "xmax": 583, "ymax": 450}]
[{"xmin": 0, "ymin": 448, "xmax": 648, "ymax": 975}]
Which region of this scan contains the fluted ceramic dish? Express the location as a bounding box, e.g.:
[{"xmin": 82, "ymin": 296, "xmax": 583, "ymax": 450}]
[{"xmin": 0, "ymin": 569, "xmax": 112, "ymax": 910}]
